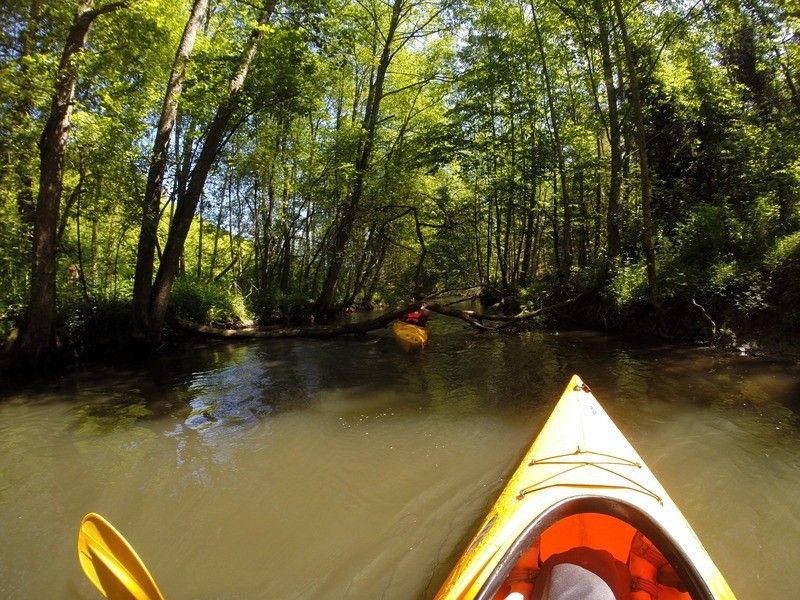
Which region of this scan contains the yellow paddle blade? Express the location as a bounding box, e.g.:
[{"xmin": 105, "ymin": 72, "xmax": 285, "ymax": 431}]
[{"xmin": 78, "ymin": 513, "xmax": 165, "ymax": 600}]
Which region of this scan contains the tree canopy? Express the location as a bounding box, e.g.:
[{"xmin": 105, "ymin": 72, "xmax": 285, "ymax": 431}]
[{"xmin": 2, "ymin": 0, "xmax": 800, "ymax": 361}]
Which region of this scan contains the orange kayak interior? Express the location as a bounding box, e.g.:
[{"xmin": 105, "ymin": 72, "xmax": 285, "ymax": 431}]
[{"xmin": 489, "ymin": 510, "xmax": 693, "ymax": 600}]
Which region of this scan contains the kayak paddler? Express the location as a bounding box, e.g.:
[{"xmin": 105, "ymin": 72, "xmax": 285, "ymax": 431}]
[{"xmin": 400, "ymin": 304, "xmax": 430, "ymax": 327}]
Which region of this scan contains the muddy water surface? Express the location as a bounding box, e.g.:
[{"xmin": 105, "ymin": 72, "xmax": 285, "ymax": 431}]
[{"xmin": 1, "ymin": 320, "xmax": 799, "ymax": 598}]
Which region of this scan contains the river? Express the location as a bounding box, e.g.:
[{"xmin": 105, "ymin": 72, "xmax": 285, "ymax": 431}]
[{"xmin": 1, "ymin": 318, "xmax": 799, "ymax": 598}]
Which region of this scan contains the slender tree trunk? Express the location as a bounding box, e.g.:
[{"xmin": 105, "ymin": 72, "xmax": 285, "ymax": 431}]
[
  {"xmin": 412, "ymin": 209, "xmax": 427, "ymax": 298},
  {"xmin": 74, "ymin": 164, "xmax": 91, "ymax": 304},
  {"xmin": 519, "ymin": 205, "xmax": 537, "ymax": 287},
  {"xmin": 488, "ymin": 87, "xmax": 506, "ymax": 288},
  {"xmin": 531, "ymin": 1, "xmax": 570, "ymax": 279},
  {"xmin": 12, "ymin": 0, "xmax": 41, "ymax": 232},
  {"xmin": 505, "ymin": 98, "xmax": 517, "ymax": 287},
  {"xmin": 549, "ymin": 178, "xmax": 561, "ymax": 278},
  {"xmin": 473, "ymin": 183, "xmax": 484, "ymax": 285},
  {"xmin": 278, "ymin": 166, "xmax": 295, "ymax": 293},
  {"xmin": 209, "ymin": 197, "xmax": 224, "ymax": 280},
  {"xmin": 262, "ymin": 178, "xmax": 275, "ymax": 288},
  {"xmin": 594, "ymin": 0, "xmax": 622, "ymax": 268},
  {"xmin": 577, "ymin": 170, "xmax": 587, "ymax": 268},
  {"xmin": 594, "ymin": 134, "xmax": 603, "ymax": 255},
  {"xmin": 131, "ymin": 0, "xmax": 207, "ymax": 340},
  {"xmin": 612, "ymin": 0, "xmax": 660, "ymax": 309},
  {"xmin": 196, "ymin": 196, "xmax": 204, "ymax": 278},
  {"xmin": 345, "ymin": 225, "xmax": 375, "ymax": 306},
  {"xmin": 15, "ymin": 0, "xmax": 125, "ymax": 364},
  {"xmin": 532, "ymin": 209, "xmax": 544, "ymax": 276},
  {"xmin": 364, "ymin": 238, "xmax": 389, "ymax": 305},
  {"xmin": 314, "ymin": 0, "xmax": 404, "ymax": 313}
]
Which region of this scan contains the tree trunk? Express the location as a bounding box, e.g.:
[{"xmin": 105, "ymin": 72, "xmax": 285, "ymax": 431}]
[
  {"xmin": 74, "ymin": 163, "xmax": 91, "ymax": 304},
  {"xmin": 209, "ymin": 196, "xmax": 224, "ymax": 280},
  {"xmin": 611, "ymin": 0, "xmax": 660, "ymax": 309},
  {"xmin": 577, "ymin": 170, "xmax": 587, "ymax": 268},
  {"xmin": 12, "ymin": 0, "xmax": 41, "ymax": 233},
  {"xmin": 15, "ymin": 0, "xmax": 125, "ymax": 364},
  {"xmin": 131, "ymin": 0, "xmax": 207, "ymax": 341},
  {"xmin": 278, "ymin": 230, "xmax": 292, "ymax": 294},
  {"xmin": 519, "ymin": 206, "xmax": 535, "ymax": 287}
]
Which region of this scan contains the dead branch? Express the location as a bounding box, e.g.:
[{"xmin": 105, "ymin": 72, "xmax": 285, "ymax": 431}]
[
  {"xmin": 496, "ymin": 295, "xmax": 584, "ymax": 331},
  {"xmin": 691, "ymin": 298, "xmax": 717, "ymax": 338},
  {"xmin": 426, "ymin": 303, "xmax": 495, "ymax": 331},
  {"xmin": 422, "ymin": 285, "xmax": 482, "ymax": 300}
]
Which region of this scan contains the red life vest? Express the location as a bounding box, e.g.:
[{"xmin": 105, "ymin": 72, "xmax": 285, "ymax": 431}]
[{"xmin": 402, "ymin": 310, "xmax": 429, "ymax": 326}]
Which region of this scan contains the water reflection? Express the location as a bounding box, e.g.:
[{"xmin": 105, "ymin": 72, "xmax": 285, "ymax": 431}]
[
  {"xmin": 184, "ymin": 362, "xmax": 273, "ymax": 435},
  {"xmin": 0, "ymin": 323, "xmax": 799, "ymax": 598}
]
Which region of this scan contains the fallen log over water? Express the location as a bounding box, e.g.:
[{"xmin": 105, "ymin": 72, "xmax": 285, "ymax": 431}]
[{"xmin": 171, "ymin": 295, "xmax": 581, "ymax": 339}]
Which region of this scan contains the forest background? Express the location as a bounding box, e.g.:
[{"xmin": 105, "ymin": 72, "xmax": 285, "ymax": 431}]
[{"xmin": 2, "ymin": 0, "xmax": 800, "ymax": 365}]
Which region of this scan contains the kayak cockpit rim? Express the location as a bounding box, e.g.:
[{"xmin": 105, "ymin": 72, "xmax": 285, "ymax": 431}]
[{"xmin": 473, "ymin": 496, "xmax": 716, "ymax": 600}]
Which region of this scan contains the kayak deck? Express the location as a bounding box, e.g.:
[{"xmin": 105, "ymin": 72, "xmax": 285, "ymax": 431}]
[{"xmin": 435, "ymin": 375, "xmax": 735, "ymax": 600}]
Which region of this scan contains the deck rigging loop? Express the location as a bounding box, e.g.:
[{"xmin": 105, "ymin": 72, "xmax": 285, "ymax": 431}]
[
  {"xmin": 519, "ymin": 448, "xmax": 662, "ymax": 505},
  {"xmin": 529, "ymin": 447, "xmax": 642, "ymax": 468}
]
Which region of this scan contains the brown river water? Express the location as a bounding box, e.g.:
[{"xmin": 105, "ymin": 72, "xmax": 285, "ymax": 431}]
[{"xmin": 1, "ymin": 318, "xmax": 799, "ymax": 599}]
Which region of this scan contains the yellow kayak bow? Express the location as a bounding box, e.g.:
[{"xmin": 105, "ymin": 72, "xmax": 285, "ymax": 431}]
[{"xmin": 435, "ymin": 375, "xmax": 736, "ymax": 600}]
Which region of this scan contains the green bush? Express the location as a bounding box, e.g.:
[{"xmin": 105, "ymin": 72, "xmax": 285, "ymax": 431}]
[
  {"xmin": 765, "ymin": 231, "xmax": 800, "ymax": 272},
  {"xmin": 249, "ymin": 285, "xmax": 313, "ymax": 321},
  {"xmin": 59, "ymin": 297, "xmax": 132, "ymax": 354},
  {"xmin": 0, "ymin": 302, "xmax": 24, "ymax": 342},
  {"xmin": 673, "ymin": 204, "xmax": 732, "ymax": 268},
  {"xmin": 705, "ymin": 261, "xmax": 768, "ymax": 317},
  {"xmin": 170, "ymin": 278, "xmax": 251, "ymax": 325},
  {"xmin": 764, "ymin": 232, "xmax": 800, "ymax": 324},
  {"xmin": 609, "ymin": 261, "xmax": 648, "ymax": 308}
]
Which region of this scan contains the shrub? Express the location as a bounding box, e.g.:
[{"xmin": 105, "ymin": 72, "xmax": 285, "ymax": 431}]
[
  {"xmin": 764, "ymin": 232, "xmax": 800, "ymax": 324},
  {"xmin": 609, "ymin": 261, "xmax": 648, "ymax": 308},
  {"xmin": 170, "ymin": 278, "xmax": 251, "ymax": 325},
  {"xmin": 0, "ymin": 302, "xmax": 24, "ymax": 342},
  {"xmin": 673, "ymin": 204, "xmax": 732, "ymax": 268},
  {"xmin": 705, "ymin": 261, "xmax": 768, "ymax": 318},
  {"xmin": 765, "ymin": 231, "xmax": 800, "ymax": 272}
]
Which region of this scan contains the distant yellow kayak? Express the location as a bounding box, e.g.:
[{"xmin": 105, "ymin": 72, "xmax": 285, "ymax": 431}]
[
  {"xmin": 392, "ymin": 320, "xmax": 428, "ymax": 351},
  {"xmin": 435, "ymin": 375, "xmax": 736, "ymax": 600}
]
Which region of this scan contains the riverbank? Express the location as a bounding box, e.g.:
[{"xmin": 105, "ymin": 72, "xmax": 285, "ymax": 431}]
[{"xmin": 2, "ymin": 293, "xmax": 799, "ymax": 387}]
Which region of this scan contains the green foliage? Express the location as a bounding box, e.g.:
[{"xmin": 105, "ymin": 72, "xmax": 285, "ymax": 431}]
[
  {"xmin": 765, "ymin": 232, "xmax": 800, "ymax": 324},
  {"xmin": 765, "ymin": 231, "xmax": 800, "ymax": 271},
  {"xmin": 4, "ymin": 0, "xmax": 800, "ymax": 353},
  {"xmin": 608, "ymin": 262, "xmax": 648, "ymax": 308},
  {"xmin": 673, "ymin": 205, "xmax": 733, "ymax": 268},
  {"xmin": 706, "ymin": 261, "xmax": 768, "ymax": 317},
  {"xmin": 249, "ymin": 285, "xmax": 310, "ymax": 321},
  {"xmin": 170, "ymin": 278, "xmax": 251, "ymax": 325}
]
